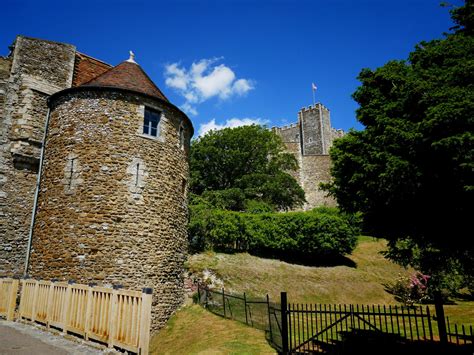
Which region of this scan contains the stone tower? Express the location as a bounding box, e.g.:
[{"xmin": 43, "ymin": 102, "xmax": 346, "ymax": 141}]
[
  {"xmin": 24, "ymin": 53, "xmax": 193, "ymax": 331},
  {"xmin": 273, "ymin": 103, "xmax": 343, "ymax": 210},
  {"xmin": 299, "ymin": 103, "xmax": 332, "ymax": 155}
]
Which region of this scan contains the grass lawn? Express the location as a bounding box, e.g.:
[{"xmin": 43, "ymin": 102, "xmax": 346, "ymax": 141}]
[{"xmin": 150, "ymin": 305, "xmax": 275, "ymax": 355}]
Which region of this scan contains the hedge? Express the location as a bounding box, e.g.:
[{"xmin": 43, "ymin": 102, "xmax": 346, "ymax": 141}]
[{"xmin": 189, "ymin": 207, "xmax": 360, "ymax": 257}]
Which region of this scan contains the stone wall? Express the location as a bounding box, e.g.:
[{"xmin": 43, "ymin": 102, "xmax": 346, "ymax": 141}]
[
  {"xmin": 0, "ymin": 36, "xmax": 76, "ymax": 276},
  {"xmin": 300, "ymin": 155, "xmax": 336, "ymax": 209},
  {"xmin": 29, "ymin": 89, "xmax": 192, "ymax": 332}
]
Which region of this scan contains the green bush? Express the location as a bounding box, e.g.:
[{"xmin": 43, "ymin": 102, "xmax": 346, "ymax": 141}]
[{"xmin": 188, "ymin": 207, "xmax": 360, "ymax": 257}]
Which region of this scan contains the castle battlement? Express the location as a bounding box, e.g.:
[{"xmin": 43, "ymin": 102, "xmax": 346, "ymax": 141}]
[{"xmin": 299, "ymin": 103, "xmax": 330, "ymax": 112}]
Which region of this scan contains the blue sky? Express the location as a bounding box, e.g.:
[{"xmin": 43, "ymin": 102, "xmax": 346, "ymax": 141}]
[{"xmin": 1, "ymin": 0, "xmax": 461, "ymax": 136}]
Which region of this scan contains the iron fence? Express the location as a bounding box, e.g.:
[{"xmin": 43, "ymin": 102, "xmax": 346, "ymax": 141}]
[{"xmin": 196, "ymin": 285, "xmax": 473, "ymax": 354}]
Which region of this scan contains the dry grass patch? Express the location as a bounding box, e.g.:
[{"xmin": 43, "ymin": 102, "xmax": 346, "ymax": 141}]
[
  {"xmin": 150, "ymin": 305, "xmax": 275, "ymax": 355},
  {"xmin": 188, "ymin": 236, "xmax": 410, "ymax": 305}
]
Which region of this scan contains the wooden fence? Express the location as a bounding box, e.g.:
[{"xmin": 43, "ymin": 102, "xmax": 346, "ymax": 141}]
[
  {"xmin": 0, "ymin": 278, "xmax": 19, "ymax": 321},
  {"xmin": 17, "ymin": 279, "xmax": 152, "ymax": 354}
]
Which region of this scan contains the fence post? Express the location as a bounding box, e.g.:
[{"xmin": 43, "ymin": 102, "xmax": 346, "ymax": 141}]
[
  {"xmin": 84, "ymin": 283, "xmax": 95, "ymax": 341},
  {"xmin": 31, "ymin": 279, "xmax": 39, "ymax": 323},
  {"xmin": 244, "ymin": 292, "xmax": 248, "ymax": 325},
  {"xmin": 197, "ymin": 283, "xmax": 201, "ymax": 304},
  {"xmin": 108, "ymin": 285, "xmax": 120, "ymax": 349},
  {"xmin": 266, "ymin": 294, "xmax": 273, "ymax": 342},
  {"xmin": 7, "ymin": 279, "xmax": 19, "ymax": 321},
  {"xmin": 139, "ymin": 287, "xmax": 153, "ymax": 355},
  {"xmin": 46, "ymin": 280, "xmax": 55, "ymax": 328},
  {"xmin": 222, "ymin": 288, "xmax": 226, "ymax": 318},
  {"xmin": 434, "ymin": 291, "xmax": 448, "ymax": 344},
  {"xmin": 281, "ymin": 292, "xmax": 289, "ymax": 355}
]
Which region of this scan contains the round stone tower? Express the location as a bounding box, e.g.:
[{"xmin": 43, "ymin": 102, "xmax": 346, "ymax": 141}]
[{"xmin": 28, "ymin": 54, "xmax": 193, "ymax": 331}]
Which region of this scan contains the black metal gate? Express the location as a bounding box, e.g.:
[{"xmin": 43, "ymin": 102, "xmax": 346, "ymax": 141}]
[{"xmin": 197, "ymin": 286, "xmax": 473, "ymax": 354}]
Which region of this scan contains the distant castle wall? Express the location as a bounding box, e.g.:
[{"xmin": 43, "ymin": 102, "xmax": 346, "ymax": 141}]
[{"xmin": 273, "ymin": 103, "xmax": 343, "ymax": 210}]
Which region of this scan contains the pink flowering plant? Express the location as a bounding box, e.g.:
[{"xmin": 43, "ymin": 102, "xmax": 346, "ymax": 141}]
[{"xmin": 388, "ymin": 272, "xmax": 431, "ymax": 306}]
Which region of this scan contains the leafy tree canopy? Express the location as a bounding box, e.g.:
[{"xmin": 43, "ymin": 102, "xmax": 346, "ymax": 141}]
[
  {"xmin": 324, "ymin": 1, "xmax": 473, "ymax": 292},
  {"xmin": 190, "ymin": 125, "xmax": 305, "ymax": 211}
]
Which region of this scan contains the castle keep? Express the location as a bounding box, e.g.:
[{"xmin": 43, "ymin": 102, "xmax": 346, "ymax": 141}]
[
  {"xmin": 0, "ymin": 36, "xmax": 193, "ymax": 331},
  {"xmin": 273, "ymin": 104, "xmax": 343, "ymax": 209}
]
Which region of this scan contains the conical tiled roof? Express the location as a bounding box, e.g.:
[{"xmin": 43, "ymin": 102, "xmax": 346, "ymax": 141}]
[{"xmin": 82, "ymin": 60, "xmax": 168, "ymax": 102}]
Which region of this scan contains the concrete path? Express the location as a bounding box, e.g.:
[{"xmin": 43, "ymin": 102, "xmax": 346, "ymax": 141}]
[{"xmin": 0, "ymin": 320, "xmax": 115, "ymax": 355}]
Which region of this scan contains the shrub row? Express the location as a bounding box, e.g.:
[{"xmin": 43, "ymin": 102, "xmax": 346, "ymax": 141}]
[{"xmin": 189, "ymin": 207, "xmax": 361, "ymax": 257}]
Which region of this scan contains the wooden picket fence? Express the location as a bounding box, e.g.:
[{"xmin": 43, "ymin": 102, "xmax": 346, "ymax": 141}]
[
  {"xmin": 0, "ymin": 278, "xmax": 19, "ymax": 321},
  {"xmin": 17, "ymin": 279, "xmax": 152, "ymax": 354}
]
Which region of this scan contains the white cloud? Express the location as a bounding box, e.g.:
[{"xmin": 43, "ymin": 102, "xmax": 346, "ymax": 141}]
[
  {"xmin": 164, "ymin": 58, "xmax": 255, "ymax": 116},
  {"xmin": 181, "ymin": 102, "xmax": 198, "ymax": 116},
  {"xmin": 198, "ymin": 117, "xmax": 268, "ymax": 137}
]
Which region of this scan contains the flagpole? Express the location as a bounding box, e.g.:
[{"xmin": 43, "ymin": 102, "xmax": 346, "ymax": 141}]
[{"xmin": 312, "ymin": 86, "xmax": 316, "ymax": 106}]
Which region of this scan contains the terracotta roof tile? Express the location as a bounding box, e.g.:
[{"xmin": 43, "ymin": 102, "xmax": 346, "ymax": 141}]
[
  {"xmin": 73, "ymin": 52, "xmax": 112, "ymax": 87},
  {"xmin": 81, "ymin": 61, "xmax": 168, "ymax": 102}
]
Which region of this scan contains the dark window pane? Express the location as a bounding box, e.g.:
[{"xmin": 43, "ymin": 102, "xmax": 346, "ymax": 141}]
[{"xmin": 144, "ymin": 108, "xmax": 161, "ymax": 137}]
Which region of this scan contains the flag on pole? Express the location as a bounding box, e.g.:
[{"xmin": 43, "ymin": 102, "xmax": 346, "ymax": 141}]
[{"xmin": 312, "ymin": 83, "xmax": 317, "ymax": 91}]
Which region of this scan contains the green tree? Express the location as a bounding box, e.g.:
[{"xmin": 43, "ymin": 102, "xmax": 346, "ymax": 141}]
[
  {"xmin": 190, "ymin": 125, "xmax": 305, "ymax": 210},
  {"xmin": 324, "ymin": 1, "xmax": 473, "ymax": 294}
]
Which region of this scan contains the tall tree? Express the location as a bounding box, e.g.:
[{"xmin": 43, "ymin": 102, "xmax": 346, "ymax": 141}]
[
  {"xmin": 190, "ymin": 125, "xmax": 305, "ymax": 211},
  {"xmin": 324, "ymin": 1, "xmax": 473, "ymax": 292}
]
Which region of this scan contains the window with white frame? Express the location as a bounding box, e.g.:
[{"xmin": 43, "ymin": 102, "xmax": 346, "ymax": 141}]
[{"xmin": 143, "ymin": 107, "xmax": 161, "ymax": 137}]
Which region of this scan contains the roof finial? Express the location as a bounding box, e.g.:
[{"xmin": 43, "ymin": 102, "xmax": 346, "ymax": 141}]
[{"xmin": 127, "ymin": 50, "xmax": 136, "ymax": 64}]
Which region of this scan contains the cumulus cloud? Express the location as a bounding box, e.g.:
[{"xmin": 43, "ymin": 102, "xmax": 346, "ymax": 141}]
[
  {"xmin": 164, "ymin": 58, "xmax": 255, "ymax": 116},
  {"xmin": 198, "ymin": 117, "xmax": 268, "ymax": 137}
]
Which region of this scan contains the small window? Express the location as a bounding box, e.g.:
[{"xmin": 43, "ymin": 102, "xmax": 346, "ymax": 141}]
[
  {"xmin": 308, "ymin": 137, "xmax": 313, "ymax": 143},
  {"xmin": 143, "ymin": 108, "xmax": 161, "ymax": 137},
  {"xmin": 179, "ymin": 125, "xmax": 185, "ymax": 149}
]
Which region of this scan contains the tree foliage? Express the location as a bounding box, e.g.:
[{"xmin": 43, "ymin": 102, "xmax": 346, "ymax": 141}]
[
  {"xmin": 190, "ymin": 125, "xmax": 305, "ymax": 210},
  {"xmin": 324, "ymin": 1, "xmax": 473, "ymax": 292}
]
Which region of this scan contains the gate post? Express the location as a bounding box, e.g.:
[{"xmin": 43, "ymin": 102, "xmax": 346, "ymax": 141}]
[
  {"xmin": 281, "ymin": 292, "xmax": 289, "ymax": 354},
  {"xmin": 434, "ymin": 291, "xmax": 448, "ymax": 344}
]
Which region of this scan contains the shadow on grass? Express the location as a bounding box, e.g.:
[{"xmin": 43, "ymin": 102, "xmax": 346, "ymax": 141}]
[
  {"xmin": 248, "ymin": 249, "xmax": 357, "ymax": 268},
  {"xmin": 315, "ymin": 329, "xmax": 473, "ymax": 355}
]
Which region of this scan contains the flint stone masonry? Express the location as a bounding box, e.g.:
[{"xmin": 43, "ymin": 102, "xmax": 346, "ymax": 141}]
[
  {"xmin": 0, "ymin": 36, "xmax": 76, "ymax": 276},
  {"xmin": 28, "ymin": 89, "xmax": 192, "ymax": 332},
  {"xmin": 273, "ymin": 104, "xmax": 343, "ymax": 209}
]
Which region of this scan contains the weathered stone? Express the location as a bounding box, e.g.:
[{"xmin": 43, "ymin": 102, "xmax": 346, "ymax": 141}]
[
  {"xmin": 0, "ymin": 36, "xmax": 76, "ymax": 277},
  {"xmin": 29, "ymin": 89, "xmax": 192, "ymax": 332}
]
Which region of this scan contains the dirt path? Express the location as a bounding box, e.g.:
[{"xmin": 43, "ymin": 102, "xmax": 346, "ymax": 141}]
[{"xmin": 0, "ymin": 320, "xmax": 111, "ymax": 355}]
